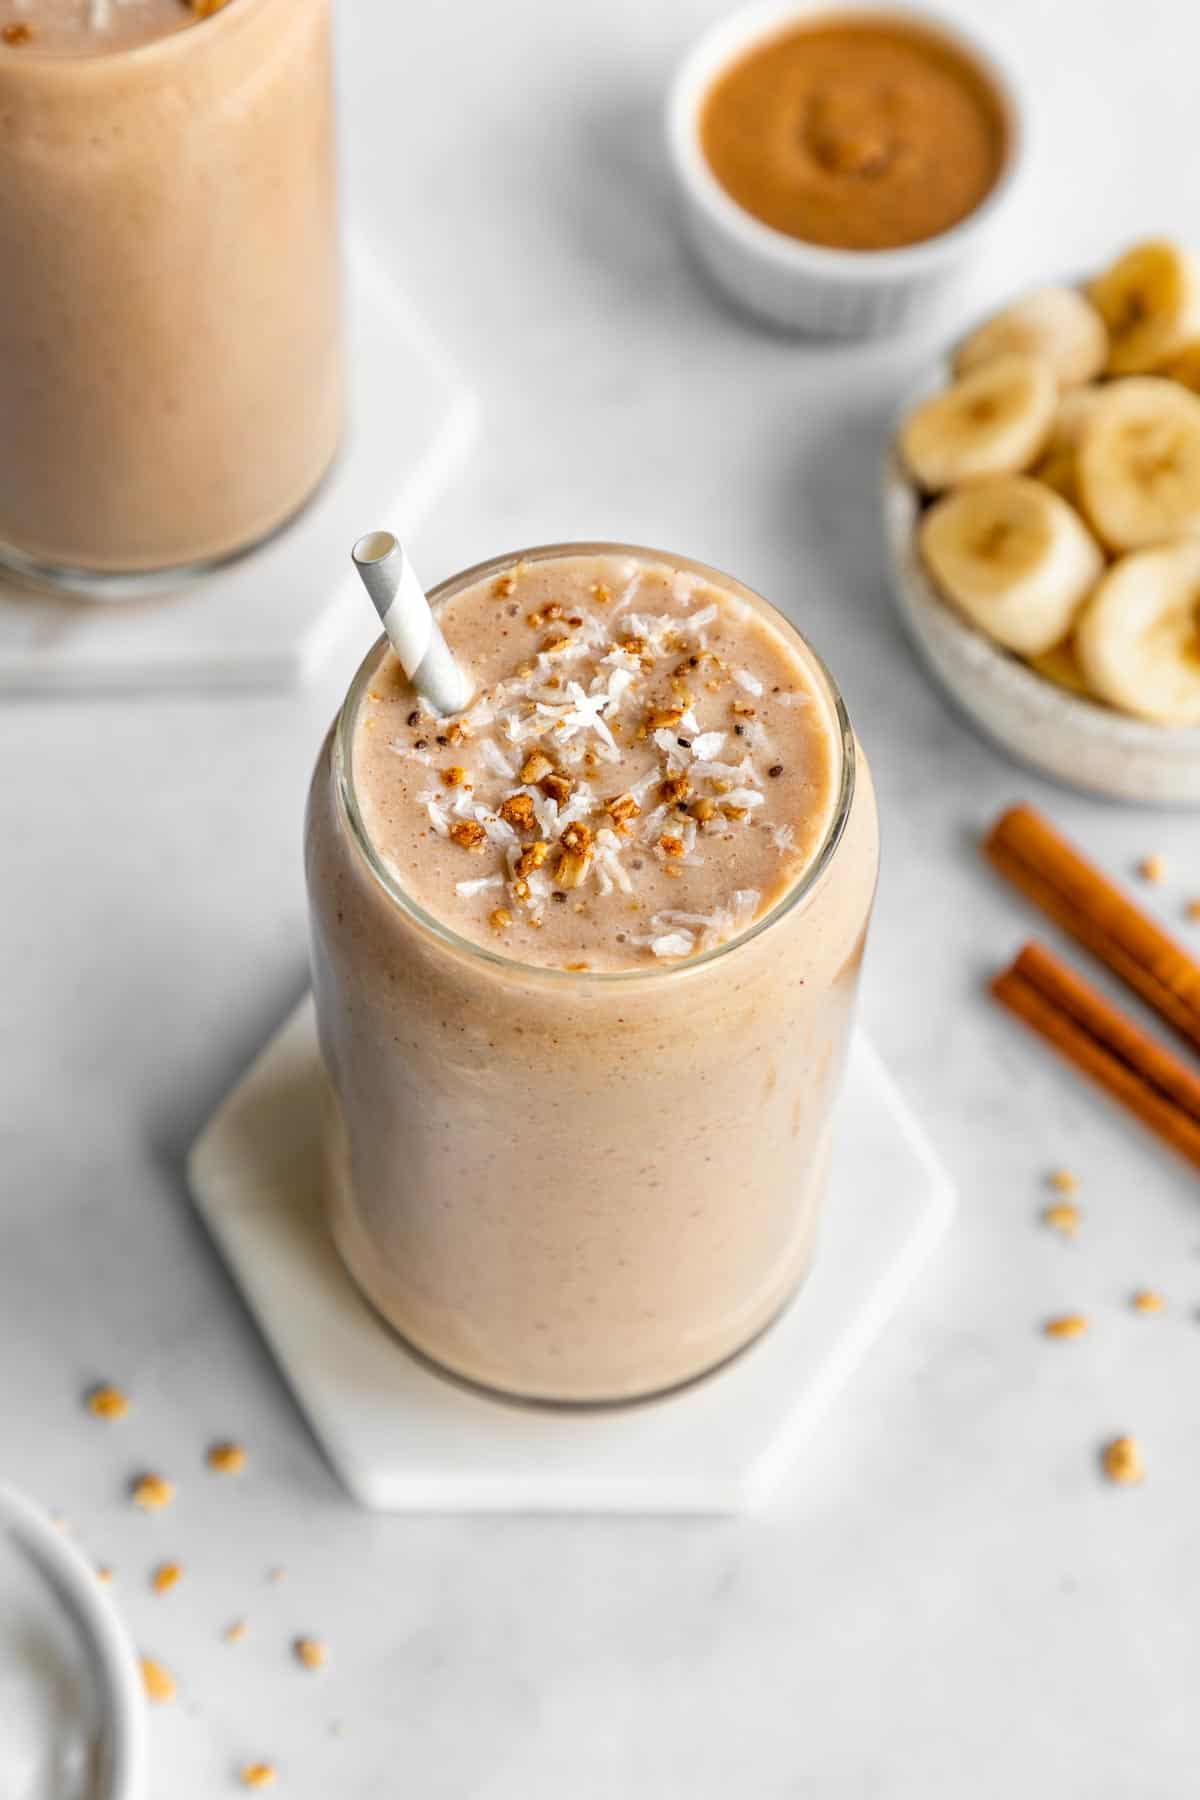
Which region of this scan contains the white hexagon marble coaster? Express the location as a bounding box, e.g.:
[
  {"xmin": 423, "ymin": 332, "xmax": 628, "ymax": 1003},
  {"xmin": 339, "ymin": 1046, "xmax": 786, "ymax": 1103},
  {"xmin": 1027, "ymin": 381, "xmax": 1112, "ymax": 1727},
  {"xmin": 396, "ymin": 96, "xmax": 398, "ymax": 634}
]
[
  {"xmin": 188, "ymin": 1000, "xmax": 954, "ymax": 1514},
  {"xmin": 0, "ymin": 241, "xmax": 476, "ymax": 693}
]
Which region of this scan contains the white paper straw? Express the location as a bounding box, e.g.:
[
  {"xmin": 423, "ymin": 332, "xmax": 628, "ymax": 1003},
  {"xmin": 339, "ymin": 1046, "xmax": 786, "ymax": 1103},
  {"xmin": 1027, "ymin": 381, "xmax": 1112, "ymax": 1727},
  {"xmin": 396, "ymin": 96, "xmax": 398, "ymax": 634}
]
[{"xmin": 351, "ymin": 532, "xmax": 473, "ymax": 716}]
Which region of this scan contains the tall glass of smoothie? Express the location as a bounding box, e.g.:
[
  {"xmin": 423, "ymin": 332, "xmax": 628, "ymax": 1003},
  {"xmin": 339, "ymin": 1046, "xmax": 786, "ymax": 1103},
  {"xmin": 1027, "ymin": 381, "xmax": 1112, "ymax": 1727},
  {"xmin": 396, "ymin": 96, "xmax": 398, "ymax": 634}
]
[
  {"xmin": 0, "ymin": 0, "xmax": 342, "ymax": 594},
  {"xmin": 305, "ymin": 545, "xmax": 879, "ymax": 1405}
]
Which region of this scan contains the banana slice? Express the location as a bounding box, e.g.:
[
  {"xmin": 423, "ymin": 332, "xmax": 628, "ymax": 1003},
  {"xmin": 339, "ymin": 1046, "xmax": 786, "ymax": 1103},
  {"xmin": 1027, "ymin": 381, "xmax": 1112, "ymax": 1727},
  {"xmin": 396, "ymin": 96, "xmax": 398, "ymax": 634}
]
[
  {"xmin": 954, "ymin": 286, "xmax": 1108, "ymax": 389},
  {"xmin": 919, "ymin": 475, "xmax": 1104, "ymax": 655},
  {"xmin": 900, "ymin": 353, "xmax": 1058, "ymax": 493},
  {"xmin": 1026, "ymin": 638, "xmax": 1091, "ymax": 696},
  {"xmin": 1033, "ymin": 386, "xmax": 1106, "ymax": 505},
  {"xmin": 1088, "ymin": 240, "xmax": 1200, "ymax": 374},
  {"xmin": 1162, "ymin": 340, "xmax": 1200, "ymax": 394},
  {"xmin": 1075, "ymin": 376, "xmax": 1200, "ymax": 551},
  {"xmin": 1075, "ymin": 543, "xmax": 1200, "ymax": 725}
]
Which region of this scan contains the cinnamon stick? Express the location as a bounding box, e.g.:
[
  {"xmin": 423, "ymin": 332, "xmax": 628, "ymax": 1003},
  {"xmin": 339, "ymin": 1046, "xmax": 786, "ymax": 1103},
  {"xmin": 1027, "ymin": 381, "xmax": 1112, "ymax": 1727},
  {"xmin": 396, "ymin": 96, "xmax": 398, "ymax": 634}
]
[
  {"xmin": 984, "ymin": 805, "xmax": 1200, "ymax": 1053},
  {"xmin": 992, "ymin": 941, "xmax": 1200, "ymax": 1172}
]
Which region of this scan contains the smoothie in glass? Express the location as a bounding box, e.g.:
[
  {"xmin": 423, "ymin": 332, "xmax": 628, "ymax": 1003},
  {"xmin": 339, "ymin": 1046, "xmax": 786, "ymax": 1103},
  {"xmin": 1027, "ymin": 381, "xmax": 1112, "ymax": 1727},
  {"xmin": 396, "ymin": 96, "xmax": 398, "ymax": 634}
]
[
  {"xmin": 305, "ymin": 546, "xmax": 878, "ymax": 1403},
  {"xmin": 0, "ymin": 0, "xmax": 342, "ymax": 589}
]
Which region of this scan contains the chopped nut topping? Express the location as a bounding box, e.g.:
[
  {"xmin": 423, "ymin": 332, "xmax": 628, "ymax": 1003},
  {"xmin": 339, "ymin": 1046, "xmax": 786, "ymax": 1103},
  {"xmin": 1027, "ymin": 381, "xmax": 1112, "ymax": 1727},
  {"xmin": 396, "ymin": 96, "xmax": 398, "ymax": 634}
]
[
  {"xmin": 720, "ymin": 804, "xmax": 747, "ymax": 822},
  {"xmin": 1138, "ymin": 854, "xmax": 1166, "ymax": 885},
  {"xmin": 132, "ymin": 1473, "xmax": 174, "ymax": 1512},
  {"xmin": 1047, "ymin": 1168, "xmax": 1078, "ymax": 1193},
  {"xmin": 449, "ymin": 820, "xmax": 487, "ymax": 853},
  {"xmin": 645, "ymin": 704, "xmax": 685, "ymax": 731},
  {"xmin": 444, "ymin": 721, "xmax": 468, "ymax": 745},
  {"xmin": 565, "ymin": 962, "xmax": 590, "ymax": 972},
  {"xmin": 1101, "ymin": 1435, "xmax": 1144, "ymax": 1486},
  {"xmin": 690, "ymin": 797, "xmax": 716, "ymax": 823},
  {"xmin": 2, "ymin": 21, "xmax": 33, "ymax": 43},
  {"xmin": 659, "ymin": 835, "xmax": 686, "ymax": 858},
  {"xmin": 1042, "ymin": 1201, "xmax": 1081, "ymax": 1236},
  {"xmin": 515, "ymin": 842, "xmax": 549, "ymax": 880},
  {"xmin": 207, "ymin": 1441, "xmax": 247, "ymax": 1476},
  {"xmin": 540, "ymin": 771, "xmax": 573, "ymax": 807},
  {"xmin": 605, "ymin": 792, "xmax": 641, "ymax": 831},
  {"xmin": 520, "ymin": 750, "xmax": 554, "ymax": 784},
  {"xmin": 152, "ymin": 1561, "xmax": 183, "ymax": 1594},
  {"xmin": 526, "ymin": 610, "xmax": 544, "ymax": 629},
  {"xmin": 1131, "ymin": 1289, "xmax": 1165, "ymax": 1314},
  {"xmin": 494, "ymin": 574, "xmax": 516, "ymax": 597},
  {"xmin": 87, "ymin": 1383, "xmax": 130, "ymax": 1421},
  {"xmin": 658, "ymin": 774, "xmax": 691, "ymax": 806},
  {"xmin": 499, "ymin": 793, "xmax": 536, "ymax": 832},
  {"xmin": 731, "ymin": 702, "xmax": 756, "ymax": 717},
  {"xmin": 592, "ymin": 583, "xmax": 612, "ymax": 602},
  {"xmin": 544, "ymin": 604, "xmax": 564, "ymax": 622},
  {"xmin": 442, "ymin": 766, "xmax": 470, "ymax": 788},
  {"xmin": 240, "ymin": 1764, "xmax": 278, "ymax": 1790},
  {"xmin": 1043, "ymin": 1314, "xmax": 1088, "ymax": 1339},
  {"xmin": 489, "ymin": 908, "xmax": 512, "ymax": 932},
  {"xmin": 294, "ymin": 1636, "xmax": 327, "ymax": 1671},
  {"xmin": 556, "ymin": 822, "xmax": 594, "ymax": 889},
  {"xmin": 140, "ymin": 1656, "xmax": 177, "ymax": 1705},
  {"xmin": 621, "ymin": 636, "xmax": 648, "ymax": 656},
  {"xmin": 541, "ymin": 634, "xmax": 571, "ymax": 655}
]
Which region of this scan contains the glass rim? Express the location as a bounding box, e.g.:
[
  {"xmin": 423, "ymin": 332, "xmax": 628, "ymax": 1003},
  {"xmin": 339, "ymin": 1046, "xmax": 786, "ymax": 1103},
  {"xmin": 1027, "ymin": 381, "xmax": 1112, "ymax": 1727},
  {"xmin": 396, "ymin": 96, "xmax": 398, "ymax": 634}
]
[
  {"xmin": 0, "ymin": 0, "xmax": 283, "ymax": 71},
  {"xmin": 333, "ymin": 540, "xmax": 857, "ymax": 988}
]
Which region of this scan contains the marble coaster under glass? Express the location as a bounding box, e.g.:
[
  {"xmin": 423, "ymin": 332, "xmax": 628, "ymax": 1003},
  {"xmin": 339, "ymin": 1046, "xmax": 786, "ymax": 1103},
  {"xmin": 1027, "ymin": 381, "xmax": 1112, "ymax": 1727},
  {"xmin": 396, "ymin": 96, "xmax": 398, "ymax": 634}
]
[
  {"xmin": 0, "ymin": 241, "xmax": 477, "ymax": 693},
  {"xmin": 188, "ymin": 1000, "xmax": 955, "ymax": 1515}
]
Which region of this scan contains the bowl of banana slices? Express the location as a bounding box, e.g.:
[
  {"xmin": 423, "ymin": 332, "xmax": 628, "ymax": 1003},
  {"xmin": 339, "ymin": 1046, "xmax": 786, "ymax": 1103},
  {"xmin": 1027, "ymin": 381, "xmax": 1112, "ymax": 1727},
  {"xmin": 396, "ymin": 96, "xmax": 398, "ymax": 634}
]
[{"xmin": 884, "ymin": 238, "xmax": 1200, "ymax": 804}]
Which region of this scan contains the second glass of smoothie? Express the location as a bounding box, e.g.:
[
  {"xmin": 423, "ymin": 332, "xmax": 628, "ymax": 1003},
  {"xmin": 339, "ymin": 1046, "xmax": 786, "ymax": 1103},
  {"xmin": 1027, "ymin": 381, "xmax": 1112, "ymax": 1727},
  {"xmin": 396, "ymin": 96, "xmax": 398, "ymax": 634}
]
[
  {"xmin": 0, "ymin": 0, "xmax": 342, "ymax": 593},
  {"xmin": 306, "ymin": 545, "xmax": 878, "ymax": 1404}
]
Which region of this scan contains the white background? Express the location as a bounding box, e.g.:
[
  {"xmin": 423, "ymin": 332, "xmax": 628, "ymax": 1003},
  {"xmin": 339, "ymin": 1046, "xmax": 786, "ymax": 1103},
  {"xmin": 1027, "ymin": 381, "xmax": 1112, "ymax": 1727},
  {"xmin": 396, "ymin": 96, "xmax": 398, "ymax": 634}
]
[{"xmin": 4, "ymin": 0, "xmax": 1200, "ymax": 1792}]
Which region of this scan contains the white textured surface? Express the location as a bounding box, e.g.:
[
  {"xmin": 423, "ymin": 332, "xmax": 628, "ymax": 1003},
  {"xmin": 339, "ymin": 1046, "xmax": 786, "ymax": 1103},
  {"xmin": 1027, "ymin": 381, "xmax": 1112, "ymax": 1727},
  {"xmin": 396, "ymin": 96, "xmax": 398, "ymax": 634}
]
[
  {"xmin": 0, "ymin": 244, "xmax": 475, "ymax": 692},
  {"xmin": 4, "ymin": 0, "xmax": 1200, "ymax": 1794},
  {"xmin": 187, "ymin": 1002, "xmax": 953, "ymax": 1515}
]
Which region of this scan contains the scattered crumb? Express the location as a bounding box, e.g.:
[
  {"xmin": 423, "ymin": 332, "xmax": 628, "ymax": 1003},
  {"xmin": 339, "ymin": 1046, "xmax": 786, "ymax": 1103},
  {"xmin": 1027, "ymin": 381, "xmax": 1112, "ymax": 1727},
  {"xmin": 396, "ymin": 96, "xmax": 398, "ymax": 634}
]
[
  {"xmin": 1047, "ymin": 1168, "xmax": 1078, "ymax": 1194},
  {"xmin": 293, "ymin": 1636, "xmax": 327, "ymax": 1672},
  {"xmin": 225, "ymin": 1620, "xmax": 249, "ymax": 1644},
  {"xmin": 239, "ymin": 1763, "xmax": 278, "ymax": 1789},
  {"xmin": 1042, "ymin": 1202, "xmax": 1081, "ymax": 1238},
  {"xmin": 1138, "ymin": 854, "xmax": 1166, "ymax": 885},
  {"xmin": 207, "ymin": 1442, "xmax": 247, "ymax": 1476},
  {"xmin": 1131, "ymin": 1289, "xmax": 1166, "ymax": 1315},
  {"xmin": 2, "ymin": 22, "xmax": 34, "ymax": 43},
  {"xmin": 267, "ymin": 1566, "xmax": 286, "ymax": 1585},
  {"xmin": 131, "ymin": 1473, "xmax": 175, "ymax": 1512},
  {"xmin": 1186, "ymin": 898, "xmax": 1200, "ymax": 923},
  {"xmin": 86, "ymin": 1383, "xmax": 130, "ymax": 1421},
  {"xmin": 140, "ymin": 1656, "xmax": 177, "ymax": 1705},
  {"xmin": 152, "ymin": 1561, "xmax": 183, "ymax": 1594},
  {"xmin": 1043, "ymin": 1314, "xmax": 1088, "ymax": 1340},
  {"xmin": 96, "ymin": 1567, "xmax": 114, "ymax": 1585},
  {"xmin": 1101, "ymin": 1435, "xmax": 1144, "ymax": 1486}
]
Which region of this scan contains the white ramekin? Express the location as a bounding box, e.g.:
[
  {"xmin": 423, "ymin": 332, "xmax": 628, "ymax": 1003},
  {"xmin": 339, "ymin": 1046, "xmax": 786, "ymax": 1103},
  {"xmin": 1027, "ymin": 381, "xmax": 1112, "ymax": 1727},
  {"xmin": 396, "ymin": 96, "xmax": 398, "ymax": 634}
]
[
  {"xmin": 0, "ymin": 1482, "xmax": 147, "ymax": 1800},
  {"xmin": 666, "ymin": 3, "xmax": 1028, "ymax": 336}
]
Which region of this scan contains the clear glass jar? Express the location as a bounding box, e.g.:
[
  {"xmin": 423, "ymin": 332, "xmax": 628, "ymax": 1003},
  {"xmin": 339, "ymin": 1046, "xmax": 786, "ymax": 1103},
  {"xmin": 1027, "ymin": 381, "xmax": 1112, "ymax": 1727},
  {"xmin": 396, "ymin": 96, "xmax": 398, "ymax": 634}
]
[
  {"xmin": 305, "ymin": 545, "xmax": 879, "ymax": 1404},
  {"xmin": 0, "ymin": 0, "xmax": 342, "ymax": 597}
]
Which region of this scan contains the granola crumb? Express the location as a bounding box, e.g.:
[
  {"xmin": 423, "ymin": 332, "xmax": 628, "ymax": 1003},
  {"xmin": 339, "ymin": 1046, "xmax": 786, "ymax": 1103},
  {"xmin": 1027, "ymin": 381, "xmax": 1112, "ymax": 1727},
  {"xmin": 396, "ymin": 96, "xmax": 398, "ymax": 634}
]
[
  {"xmin": 225, "ymin": 1619, "xmax": 249, "ymax": 1644},
  {"xmin": 152, "ymin": 1560, "xmax": 183, "ymax": 1594},
  {"xmin": 499, "ymin": 792, "xmax": 536, "ymax": 833},
  {"xmin": 1131, "ymin": 1289, "xmax": 1166, "ymax": 1315},
  {"xmin": 1101, "ymin": 1435, "xmax": 1144, "ymax": 1486},
  {"xmin": 294, "ymin": 1636, "xmax": 327, "ymax": 1672},
  {"xmin": 493, "ymin": 574, "xmax": 516, "ymax": 597},
  {"xmin": 1042, "ymin": 1201, "xmax": 1081, "ymax": 1237},
  {"xmin": 140, "ymin": 1656, "xmax": 177, "ymax": 1705},
  {"xmin": 207, "ymin": 1441, "xmax": 247, "ymax": 1476},
  {"xmin": 131, "ymin": 1473, "xmax": 175, "ymax": 1512},
  {"xmin": 239, "ymin": 1763, "xmax": 278, "ymax": 1790},
  {"xmin": 1138, "ymin": 854, "xmax": 1166, "ymax": 885},
  {"xmin": 489, "ymin": 907, "xmax": 512, "ymax": 932},
  {"xmin": 86, "ymin": 1383, "xmax": 130, "ymax": 1421},
  {"xmin": 449, "ymin": 820, "xmax": 487, "ymax": 854},
  {"xmin": 1043, "ymin": 1314, "xmax": 1088, "ymax": 1340},
  {"xmin": 441, "ymin": 765, "xmax": 470, "ymax": 788}
]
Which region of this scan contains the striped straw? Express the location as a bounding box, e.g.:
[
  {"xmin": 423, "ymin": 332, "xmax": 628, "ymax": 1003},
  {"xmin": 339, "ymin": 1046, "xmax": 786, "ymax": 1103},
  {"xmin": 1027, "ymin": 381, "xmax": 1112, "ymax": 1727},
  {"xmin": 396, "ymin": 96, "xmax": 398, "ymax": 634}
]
[{"xmin": 351, "ymin": 532, "xmax": 473, "ymax": 716}]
